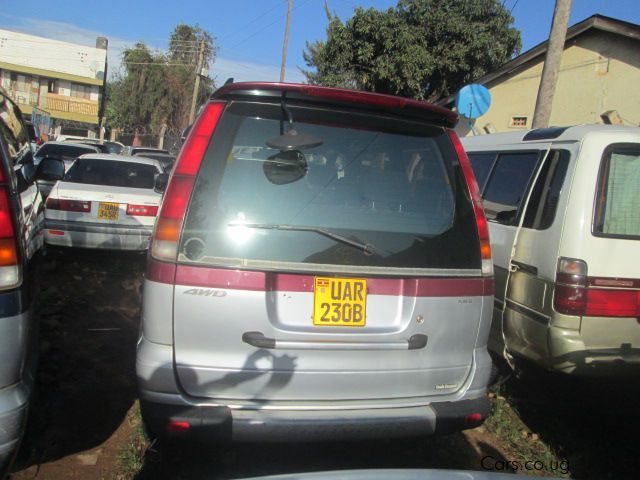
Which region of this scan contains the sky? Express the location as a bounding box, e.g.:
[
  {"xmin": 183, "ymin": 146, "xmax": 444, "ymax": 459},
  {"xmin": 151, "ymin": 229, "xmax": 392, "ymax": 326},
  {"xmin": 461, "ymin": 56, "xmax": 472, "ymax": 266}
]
[{"xmin": 1, "ymin": 0, "xmax": 639, "ymax": 85}]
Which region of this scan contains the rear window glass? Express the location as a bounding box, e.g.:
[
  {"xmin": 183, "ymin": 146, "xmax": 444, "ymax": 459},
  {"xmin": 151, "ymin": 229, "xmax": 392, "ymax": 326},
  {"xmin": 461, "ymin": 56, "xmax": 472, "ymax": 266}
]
[
  {"xmin": 179, "ymin": 102, "xmax": 480, "ymax": 273},
  {"xmin": 467, "ymin": 152, "xmax": 496, "ymax": 192},
  {"xmin": 482, "ymin": 152, "xmax": 539, "ymax": 224},
  {"xmin": 594, "ymin": 145, "xmax": 640, "ymax": 239},
  {"xmin": 64, "ymin": 159, "xmax": 158, "ymax": 189},
  {"xmin": 37, "ymin": 144, "xmax": 96, "ymax": 160}
]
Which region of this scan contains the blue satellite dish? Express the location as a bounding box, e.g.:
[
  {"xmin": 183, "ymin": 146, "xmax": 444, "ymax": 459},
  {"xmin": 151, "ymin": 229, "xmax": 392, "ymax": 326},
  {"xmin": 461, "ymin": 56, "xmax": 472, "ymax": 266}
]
[{"xmin": 456, "ymin": 84, "xmax": 492, "ymax": 119}]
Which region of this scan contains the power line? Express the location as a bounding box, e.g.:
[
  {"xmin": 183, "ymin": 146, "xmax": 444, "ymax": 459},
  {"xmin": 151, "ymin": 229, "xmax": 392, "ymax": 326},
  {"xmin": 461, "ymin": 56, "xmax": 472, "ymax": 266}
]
[
  {"xmin": 216, "ymin": 0, "xmax": 288, "ymax": 42},
  {"xmin": 510, "ymin": 0, "xmax": 521, "ymax": 14},
  {"xmin": 224, "ymin": 0, "xmax": 313, "ymax": 52}
]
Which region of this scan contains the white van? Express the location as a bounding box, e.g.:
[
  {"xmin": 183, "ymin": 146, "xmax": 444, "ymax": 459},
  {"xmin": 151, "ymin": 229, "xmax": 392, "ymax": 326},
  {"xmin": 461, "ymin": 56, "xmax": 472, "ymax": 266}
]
[{"xmin": 462, "ymin": 125, "xmax": 640, "ymax": 375}]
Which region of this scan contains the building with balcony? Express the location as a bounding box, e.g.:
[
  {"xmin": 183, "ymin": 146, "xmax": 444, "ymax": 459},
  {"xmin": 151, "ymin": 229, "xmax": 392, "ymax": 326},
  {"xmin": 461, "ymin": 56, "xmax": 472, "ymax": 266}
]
[{"xmin": 0, "ymin": 28, "xmax": 107, "ymax": 137}]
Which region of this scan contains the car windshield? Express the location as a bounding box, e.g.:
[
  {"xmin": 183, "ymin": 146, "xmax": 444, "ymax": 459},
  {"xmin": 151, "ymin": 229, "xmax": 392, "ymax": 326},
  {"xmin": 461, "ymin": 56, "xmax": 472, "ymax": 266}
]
[
  {"xmin": 180, "ymin": 102, "xmax": 479, "ymax": 272},
  {"xmin": 37, "ymin": 144, "xmax": 96, "ymax": 160},
  {"xmin": 64, "ymin": 158, "xmax": 157, "ymax": 188}
]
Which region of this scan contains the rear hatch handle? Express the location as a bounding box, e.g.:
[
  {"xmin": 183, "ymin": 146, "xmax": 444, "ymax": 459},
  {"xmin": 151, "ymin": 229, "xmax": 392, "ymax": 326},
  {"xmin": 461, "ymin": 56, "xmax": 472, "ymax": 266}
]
[{"xmin": 242, "ymin": 331, "xmax": 428, "ymax": 351}]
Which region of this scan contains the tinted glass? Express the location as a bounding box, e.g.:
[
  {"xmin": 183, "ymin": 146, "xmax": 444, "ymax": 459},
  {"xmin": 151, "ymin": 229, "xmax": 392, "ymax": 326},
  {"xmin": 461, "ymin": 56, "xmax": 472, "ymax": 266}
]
[
  {"xmin": 523, "ymin": 150, "xmax": 570, "ymax": 230},
  {"xmin": 593, "ymin": 145, "xmax": 640, "ymax": 239},
  {"xmin": 482, "ymin": 152, "xmax": 539, "ymax": 224},
  {"xmin": 467, "ymin": 152, "xmax": 496, "ymax": 192},
  {"xmin": 180, "ymin": 102, "xmax": 480, "ymax": 272},
  {"xmin": 37, "ymin": 144, "xmax": 97, "ymax": 160},
  {"xmin": 64, "ymin": 159, "xmax": 158, "ymax": 189}
]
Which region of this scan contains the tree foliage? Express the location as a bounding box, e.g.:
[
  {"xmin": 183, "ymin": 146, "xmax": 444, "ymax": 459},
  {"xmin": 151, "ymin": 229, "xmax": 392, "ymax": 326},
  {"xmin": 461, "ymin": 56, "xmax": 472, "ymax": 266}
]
[
  {"xmin": 303, "ymin": 0, "xmax": 522, "ymax": 102},
  {"xmin": 106, "ymin": 24, "xmax": 216, "ymax": 136}
]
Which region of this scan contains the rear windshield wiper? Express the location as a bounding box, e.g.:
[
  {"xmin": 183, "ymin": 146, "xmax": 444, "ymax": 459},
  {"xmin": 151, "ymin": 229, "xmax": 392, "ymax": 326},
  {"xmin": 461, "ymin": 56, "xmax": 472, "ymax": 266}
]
[{"xmin": 229, "ymin": 222, "xmax": 376, "ymax": 255}]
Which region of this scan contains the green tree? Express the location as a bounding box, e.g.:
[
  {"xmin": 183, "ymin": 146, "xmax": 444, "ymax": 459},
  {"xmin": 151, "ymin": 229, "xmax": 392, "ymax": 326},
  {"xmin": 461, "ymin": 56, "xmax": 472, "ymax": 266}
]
[
  {"xmin": 105, "ymin": 24, "xmax": 216, "ymax": 140},
  {"xmin": 303, "ymin": 0, "xmax": 521, "ymax": 102}
]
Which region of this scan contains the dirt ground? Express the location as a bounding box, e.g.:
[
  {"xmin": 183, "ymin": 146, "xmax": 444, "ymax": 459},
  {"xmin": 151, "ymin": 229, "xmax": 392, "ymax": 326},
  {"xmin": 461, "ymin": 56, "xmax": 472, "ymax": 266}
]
[{"xmin": 7, "ymin": 248, "xmax": 640, "ymax": 479}]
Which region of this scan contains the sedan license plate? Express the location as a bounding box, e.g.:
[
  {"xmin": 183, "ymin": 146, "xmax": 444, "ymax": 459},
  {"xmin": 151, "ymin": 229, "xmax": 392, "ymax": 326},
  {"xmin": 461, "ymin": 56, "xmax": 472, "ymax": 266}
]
[
  {"xmin": 313, "ymin": 277, "xmax": 367, "ymax": 327},
  {"xmin": 98, "ymin": 202, "xmax": 119, "ymax": 220}
]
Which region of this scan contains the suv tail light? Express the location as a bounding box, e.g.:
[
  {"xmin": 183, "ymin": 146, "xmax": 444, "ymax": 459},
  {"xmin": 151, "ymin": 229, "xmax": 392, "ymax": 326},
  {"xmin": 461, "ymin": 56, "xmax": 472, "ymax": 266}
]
[
  {"xmin": 127, "ymin": 204, "xmax": 158, "ymax": 216},
  {"xmin": 46, "ymin": 198, "xmax": 91, "ymax": 212},
  {"xmin": 0, "ymin": 166, "xmax": 20, "ymax": 289},
  {"xmin": 150, "ymin": 102, "xmax": 226, "ymax": 261},
  {"xmin": 448, "ymin": 130, "xmax": 493, "ymax": 276},
  {"xmin": 554, "ymin": 257, "xmax": 640, "ymax": 317},
  {"xmin": 554, "ymin": 258, "xmax": 588, "ymax": 315}
]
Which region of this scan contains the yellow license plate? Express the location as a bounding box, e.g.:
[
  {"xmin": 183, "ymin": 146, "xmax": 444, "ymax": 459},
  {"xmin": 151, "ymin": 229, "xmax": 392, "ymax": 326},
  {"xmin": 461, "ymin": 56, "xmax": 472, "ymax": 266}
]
[
  {"xmin": 313, "ymin": 277, "xmax": 367, "ymax": 327},
  {"xmin": 98, "ymin": 202, "xmax": 119, "ymax": 220}
]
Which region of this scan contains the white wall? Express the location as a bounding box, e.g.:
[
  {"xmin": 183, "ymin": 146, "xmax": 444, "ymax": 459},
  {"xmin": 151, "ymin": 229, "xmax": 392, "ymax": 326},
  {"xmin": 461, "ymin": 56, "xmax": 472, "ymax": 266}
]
[{"xmin": 0, "ymin": 28, "xmax": 107, "ymax": 82}]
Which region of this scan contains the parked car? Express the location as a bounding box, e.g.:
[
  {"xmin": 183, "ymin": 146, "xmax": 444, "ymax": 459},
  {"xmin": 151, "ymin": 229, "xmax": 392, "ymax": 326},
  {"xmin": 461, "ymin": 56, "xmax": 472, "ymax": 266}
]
[
  {"xmin": 43, "ymin": 154, "xmax": 165, "ymax": 251},
  {"xmin": 124, "ymin": 146, "xmax": 169, "ymax": 156},
  {"xmin": 56, "ymin": 136, "xmax": 125, "ymax": 154},
  {"xmin": 132, "ymin": 151, "xmax": 176, "ymax": 171},
  {"xmin": 34, "ymin": 141, "xmax": 99, "ymax": 167},
  {"xmin": 34, "ymin": 142, "xmax": 101, "ymax": 198},
  {"xmin": 0, "ymin": 90, "xmax": 44, "ymax": 477},
  {"xmin": 137, "ymin": 82, "xmax": 494, "ymax": 443},
  {"xmin": 462, "ymin": 125, "xmax": 640, "ymax": 376}
]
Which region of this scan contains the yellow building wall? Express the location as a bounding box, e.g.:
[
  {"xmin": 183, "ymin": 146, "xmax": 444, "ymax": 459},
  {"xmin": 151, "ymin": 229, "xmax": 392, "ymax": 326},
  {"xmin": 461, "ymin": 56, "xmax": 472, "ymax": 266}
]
[{"xmin": 458, "ymin": 31, "xmax": 640, "ymax": 135}]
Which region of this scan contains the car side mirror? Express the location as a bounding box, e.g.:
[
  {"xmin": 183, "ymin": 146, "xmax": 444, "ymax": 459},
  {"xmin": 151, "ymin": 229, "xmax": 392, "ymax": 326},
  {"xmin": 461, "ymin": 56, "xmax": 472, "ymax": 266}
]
[
  {"xmin": 154, "ymin": 173, "xmax": 169, "ymax": 193},
  {"xmin": 36, "ymin": 157, "xmax": 65, "ymax": 182},
  {"xmin": 21, "ymin": 162, "xmax": 37, "ymax": 184}
]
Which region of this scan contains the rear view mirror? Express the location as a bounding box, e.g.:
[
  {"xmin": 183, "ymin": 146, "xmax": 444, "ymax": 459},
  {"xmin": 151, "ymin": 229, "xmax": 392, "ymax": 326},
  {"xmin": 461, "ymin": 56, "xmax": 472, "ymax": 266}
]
[
  {"xmin": 266, "ymin": 131, "xmax": 323, "ymax": 151},
  {"xmin": 263, "ymin": 150, "xmax": 308, "ymax": 185},
  {"xmin": 154, "ymin": 173, "xmax": 169, "ymax": 193},
  {"xmin": 36, "ymin": 157, "xmax": 65, "ymax": 182}
]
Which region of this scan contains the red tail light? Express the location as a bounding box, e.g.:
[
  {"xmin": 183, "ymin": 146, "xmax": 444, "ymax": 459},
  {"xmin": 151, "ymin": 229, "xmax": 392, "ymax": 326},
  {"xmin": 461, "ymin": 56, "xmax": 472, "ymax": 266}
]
[
  {"xmin": 0, "ymin": 176, "xmax": 20, "ymax": 288},
  {"xmin": 554, "ymin": 258, "xmax": 640, "ymax": 317},
  {"xmin": 448, "ymin": 130, "xmax": 492, "ymax": 276},
  {"xmin": 166, "ymin": 421, "xmax": 190, "ymax": 435},
  {"xmin": 126, "ymin": 204, "xmax": 158, "ymax": 216},
  {"xmin": 46, "ymin": 198, "xmax": 91, "ymax": 212},
  {"xmin": 150, "ymin": 101, "xmax": 226, "ymax": 262}
]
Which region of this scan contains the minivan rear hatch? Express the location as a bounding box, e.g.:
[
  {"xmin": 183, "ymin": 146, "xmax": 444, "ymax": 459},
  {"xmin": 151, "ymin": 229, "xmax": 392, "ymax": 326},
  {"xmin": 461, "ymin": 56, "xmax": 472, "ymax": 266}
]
[{"xmin": 170, "ymin": 89, "xmax": 487, "ymax": 402}]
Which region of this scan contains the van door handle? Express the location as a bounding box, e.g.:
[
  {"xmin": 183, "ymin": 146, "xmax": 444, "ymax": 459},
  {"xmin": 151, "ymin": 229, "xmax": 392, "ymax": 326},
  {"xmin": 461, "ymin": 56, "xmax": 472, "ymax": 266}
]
[
  {"xmin": 242, "ymin": 331, "xmax": 428, "ymax": 351},
  {"xmin": 510, "ymin": 261, "xmax": 538, "ymax": 276}
]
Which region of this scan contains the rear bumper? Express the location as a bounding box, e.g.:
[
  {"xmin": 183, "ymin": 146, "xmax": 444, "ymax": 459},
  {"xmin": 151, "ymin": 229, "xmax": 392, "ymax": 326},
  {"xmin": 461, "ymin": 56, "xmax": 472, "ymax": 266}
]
[
  {"xmin": 136, "ymin": 338, "xmax": 492, "ymax": 441},
  {"xmin": 44, "ymin": 219, "xmax": 153, "ymax": 250},
  {"xmin": 140, "ymin": 396, "xmax": 489, "ymax": 442}
]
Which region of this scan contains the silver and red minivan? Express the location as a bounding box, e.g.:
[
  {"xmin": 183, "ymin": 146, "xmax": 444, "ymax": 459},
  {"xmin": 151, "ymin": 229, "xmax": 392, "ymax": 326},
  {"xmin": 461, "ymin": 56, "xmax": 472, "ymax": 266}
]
[{"xmin": 136, "ymin": 83, "xmax": 494, "ymax": 442}]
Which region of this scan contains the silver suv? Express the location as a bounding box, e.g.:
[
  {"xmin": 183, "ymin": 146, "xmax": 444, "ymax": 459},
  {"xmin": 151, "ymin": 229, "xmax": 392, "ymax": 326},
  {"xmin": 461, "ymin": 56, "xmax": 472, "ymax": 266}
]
[
  {"xmin": 136, "ymin": 82, "xmax": 494, "ymax": 442},
  {"xmin": 0, "ymin": 89, "xmax": 44, "ymax": 476}
]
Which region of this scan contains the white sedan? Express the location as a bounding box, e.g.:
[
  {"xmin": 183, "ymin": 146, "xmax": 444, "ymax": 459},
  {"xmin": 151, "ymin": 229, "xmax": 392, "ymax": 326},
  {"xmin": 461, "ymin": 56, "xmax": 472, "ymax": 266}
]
[{"xmin": 44, "ymin": 154, "xmax": 165, "ymax": 250}]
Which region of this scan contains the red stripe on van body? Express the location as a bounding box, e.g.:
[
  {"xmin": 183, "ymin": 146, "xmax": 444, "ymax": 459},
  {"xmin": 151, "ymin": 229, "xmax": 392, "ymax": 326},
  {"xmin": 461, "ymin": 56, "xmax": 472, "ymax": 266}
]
[{"xmin": 172, "ymin": 264, "xmax": 493, "ymax": 297}]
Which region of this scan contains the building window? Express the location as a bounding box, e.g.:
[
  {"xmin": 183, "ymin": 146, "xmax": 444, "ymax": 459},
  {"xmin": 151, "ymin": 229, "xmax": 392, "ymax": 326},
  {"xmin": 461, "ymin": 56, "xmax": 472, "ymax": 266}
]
[
  {"xmin": 48, "ymin": 80, "xmax": 56, "ymax": 93},
  {"xmin": 509, "ymin": 116, "xmax": 528, "ymax": 128}
]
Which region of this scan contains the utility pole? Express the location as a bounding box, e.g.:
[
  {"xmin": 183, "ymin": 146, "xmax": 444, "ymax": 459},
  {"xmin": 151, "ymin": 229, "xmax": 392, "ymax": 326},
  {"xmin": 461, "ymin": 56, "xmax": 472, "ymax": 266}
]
[
  {"xmin": 188, "ymin": 39, "xmax": 206, "ymax": 124},
  {"xmin": 532, "ymin": 0, "xmax": 572, "ymax": 129},
  {"xmin": 280, "ymin": 0, "xmax": 294, "ymax": 82}
]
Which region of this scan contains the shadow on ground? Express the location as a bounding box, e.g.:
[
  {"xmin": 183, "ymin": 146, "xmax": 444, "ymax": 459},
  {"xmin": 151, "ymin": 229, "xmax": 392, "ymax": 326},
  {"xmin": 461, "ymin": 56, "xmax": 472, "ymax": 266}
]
[{"xmin": 11, "ymin": 248, "xmax": 146, "ymax": 475}]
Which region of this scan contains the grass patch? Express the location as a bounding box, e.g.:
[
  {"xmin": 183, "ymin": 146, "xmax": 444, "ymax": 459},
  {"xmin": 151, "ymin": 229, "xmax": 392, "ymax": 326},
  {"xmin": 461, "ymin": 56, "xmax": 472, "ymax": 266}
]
[
  {"xmin": 485, "ymin": 384, "xmax": 571, "ymax": 477},
  {"xmin": 116, "ymin": 402, "xmax": 148, "ymax": 480}
]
